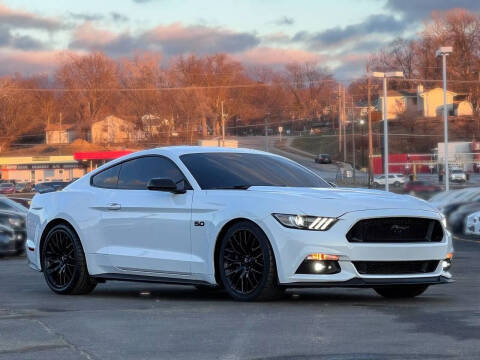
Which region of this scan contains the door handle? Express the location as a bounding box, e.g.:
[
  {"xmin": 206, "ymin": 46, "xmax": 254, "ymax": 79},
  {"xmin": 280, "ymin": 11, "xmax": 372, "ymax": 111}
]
[{"xmin": 107, "ymin": 203, "xmax": 121, "ymax": 210}]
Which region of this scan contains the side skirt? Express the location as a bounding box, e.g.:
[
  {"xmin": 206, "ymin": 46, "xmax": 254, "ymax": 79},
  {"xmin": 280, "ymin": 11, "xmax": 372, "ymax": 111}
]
[{"xmin": 92, "ymin": 273, "xmax": 214, "ymax": 287}]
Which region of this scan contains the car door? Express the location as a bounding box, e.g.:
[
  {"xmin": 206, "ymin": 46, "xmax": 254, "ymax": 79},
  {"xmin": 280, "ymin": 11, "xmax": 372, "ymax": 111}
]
[{"xmin": 96, "ymin": 156, "xmax": 193, "ymax": 275}]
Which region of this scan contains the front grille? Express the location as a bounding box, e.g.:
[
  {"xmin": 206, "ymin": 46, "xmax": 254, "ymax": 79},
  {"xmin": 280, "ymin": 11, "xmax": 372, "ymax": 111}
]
[
  {"xmin": 353, "ymin": 260, "xmax": 439, "ymax": 275},
  {"xmin": 346, "ymin": 217, "xmax": 443, "ymax": 243}
]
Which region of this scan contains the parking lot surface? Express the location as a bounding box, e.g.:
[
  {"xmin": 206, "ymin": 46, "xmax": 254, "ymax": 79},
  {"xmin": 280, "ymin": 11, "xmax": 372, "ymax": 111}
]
[{"xmin": 0, "ymin": 238, "xmax": 479, "ymax": 360}]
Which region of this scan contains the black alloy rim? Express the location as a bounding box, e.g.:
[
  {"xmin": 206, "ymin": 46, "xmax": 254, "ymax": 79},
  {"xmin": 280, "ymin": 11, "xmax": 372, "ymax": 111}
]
[
  {"xmin": 223, "ymin": 229, "xmax": 265, "ymax": 294},
  {"xmin": 44, "ymin": 230, "xmax": 76, "ymax": 289}
]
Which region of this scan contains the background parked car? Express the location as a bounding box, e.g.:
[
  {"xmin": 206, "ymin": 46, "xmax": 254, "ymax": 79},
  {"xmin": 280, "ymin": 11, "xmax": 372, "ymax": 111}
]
[
  {"xmin": 449, "ymin": 168, "xmax": 467, "ymax": 183},
  {"xmin": 404, "ymin": 181, "xmax": 441, "ymax": 196},
  {"xmin": 373, "ymin": 173, "xmax": 406, "ymax": 187},
  {"xmin": 34, "ymin": 181, "xmax": 69, "ymax": 193},
  {"xmin": 0, "ymin": 183, "xmax": 16, "ymax": 194},
  {"xmin": 0, "ymin": 196, "xmax": 27, "ymax": 256},
  {"xmin": 447, "ymin": 203, "xmax": 480, "ymax": 239},
  {"xmin": 15, "ymin": 182, "xmax": 33, "ymax": 193},
  {"xmin": 315, "ymin": 154, "xmax": 332, "ymax": 164}
]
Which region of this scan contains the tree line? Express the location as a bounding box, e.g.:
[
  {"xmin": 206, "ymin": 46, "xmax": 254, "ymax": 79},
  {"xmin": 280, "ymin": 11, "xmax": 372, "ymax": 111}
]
[{"xmin": 0, "ymin": 52, "xmax": 337, "ymax": 150}]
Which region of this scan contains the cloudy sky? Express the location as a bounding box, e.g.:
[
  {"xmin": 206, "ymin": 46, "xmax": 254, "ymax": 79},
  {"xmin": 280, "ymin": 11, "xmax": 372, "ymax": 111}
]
[{"xmin": 1, "ymin": 0, "xmax": 479, "ymax": 80}]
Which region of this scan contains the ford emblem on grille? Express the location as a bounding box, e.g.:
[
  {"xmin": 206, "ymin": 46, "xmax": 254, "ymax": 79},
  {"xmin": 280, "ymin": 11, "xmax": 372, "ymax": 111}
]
[{"xmin": 390, "ymin": 224, "xmax": 410, "ymax": 233}]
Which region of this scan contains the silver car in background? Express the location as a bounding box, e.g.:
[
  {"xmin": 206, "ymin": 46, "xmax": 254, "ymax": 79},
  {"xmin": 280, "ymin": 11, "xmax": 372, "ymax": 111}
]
[{"xmin": 0, "ymin": 196, "xmax": 27, "ymax": 256}]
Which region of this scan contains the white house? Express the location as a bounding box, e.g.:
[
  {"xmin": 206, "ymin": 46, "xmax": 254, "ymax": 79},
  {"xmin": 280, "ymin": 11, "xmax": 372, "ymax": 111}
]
[
  {"xmin": 91, "ymin": 115, "xmax": 145, "ymax": 145},
  {"xmin": 45, "ymin": 124, "xmax": 78, "ymax": 144}
]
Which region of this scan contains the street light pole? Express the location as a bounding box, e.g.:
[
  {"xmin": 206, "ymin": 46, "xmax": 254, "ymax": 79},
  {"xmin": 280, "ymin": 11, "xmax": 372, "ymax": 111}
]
[
  {"xmin": 221, "ymin": 101, "xmax": 225, "ymax": 147},
  {"xmin": 352, "ymin": 115, "xmax": 356, "ymax": 182},
  {"xmin": 372, "ymin": 71, "xmax": 404, "ymax": 192},
  {"xmin": 437, "ymin": 47, "xmax": 453, "ymax": 191},
  {"xmin": 382, "ymin": 76, "xmax": 388, "ymax": 191}
]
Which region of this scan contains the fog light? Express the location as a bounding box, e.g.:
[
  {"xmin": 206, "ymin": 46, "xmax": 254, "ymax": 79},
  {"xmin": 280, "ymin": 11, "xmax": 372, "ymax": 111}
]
[
  {"xmin": 442, "ymin": 259, "xmax": 452, "ymax": 272},
  {"xmin": 313, "ymin": 262, "xmax": 326, "ymax": 272},
  {"xmin": 296, "ymin": 259, "xmax": 341, "ymax": 275}
]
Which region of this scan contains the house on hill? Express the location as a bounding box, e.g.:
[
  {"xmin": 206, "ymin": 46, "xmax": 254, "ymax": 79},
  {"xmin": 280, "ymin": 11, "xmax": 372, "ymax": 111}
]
[
  {"xmin": 45, "ymin": 123, "xmax": 78, "ymax": 144},
  {"xmin": 91, "ymin": 115, "xmax": 145, "ymax": 145},
  {"xmin": 377, "ymin": 85, "xmax": 471, "ymax": 119}
]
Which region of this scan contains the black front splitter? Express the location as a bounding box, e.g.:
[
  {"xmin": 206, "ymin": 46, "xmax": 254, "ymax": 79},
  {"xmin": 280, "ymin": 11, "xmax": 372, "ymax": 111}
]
[{"xmin": 283, "ymin": 275, "xmax": 452, "ymax": 288}]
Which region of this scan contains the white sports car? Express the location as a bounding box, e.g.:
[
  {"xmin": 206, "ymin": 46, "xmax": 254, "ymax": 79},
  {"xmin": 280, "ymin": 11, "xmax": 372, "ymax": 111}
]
[{"xmin": 26, "ymin": 147, "xmax": 453, "ymax": 301}]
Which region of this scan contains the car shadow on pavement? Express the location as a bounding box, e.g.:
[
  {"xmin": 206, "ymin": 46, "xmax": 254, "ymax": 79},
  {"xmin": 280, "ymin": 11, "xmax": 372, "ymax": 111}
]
[{"xmin": 85, "ymin": 284, "xmax": 454, "ymax": 305}]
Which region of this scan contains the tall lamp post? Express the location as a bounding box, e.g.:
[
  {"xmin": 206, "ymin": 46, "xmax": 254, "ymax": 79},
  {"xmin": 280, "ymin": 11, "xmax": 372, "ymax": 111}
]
[
  {"xmin": 436, "ymin": 47, "xmax": 453, "ymax": 191},
  {"xmin": 372, "ymin": 71, "xmax": 404, "ymax": 191}
]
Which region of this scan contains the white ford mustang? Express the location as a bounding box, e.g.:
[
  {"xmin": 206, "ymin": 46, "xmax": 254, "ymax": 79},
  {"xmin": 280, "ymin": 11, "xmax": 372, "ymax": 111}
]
[{"xmin": 26, "ymin": 147, "xmax": 453, "ymax": 301}]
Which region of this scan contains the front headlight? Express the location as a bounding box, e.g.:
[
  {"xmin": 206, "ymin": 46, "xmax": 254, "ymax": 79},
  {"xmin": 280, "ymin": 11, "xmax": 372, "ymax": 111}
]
[
  {"xmin": 440, "ymin": 214, "xmax": 447, "ymax": 228},
  {"xmin": 8, "ymin": 218, "xmax": 22, "ymax": 227},
  {"xmin": 273, "ymin": 213, "xmax": 337, "ymax": 231}
]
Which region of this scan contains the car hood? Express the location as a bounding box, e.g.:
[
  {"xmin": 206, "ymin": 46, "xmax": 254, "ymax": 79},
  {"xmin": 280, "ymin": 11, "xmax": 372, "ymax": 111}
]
[{"xmin": 247, "ymin": 186, "xmax": 437, "ymax": 217}]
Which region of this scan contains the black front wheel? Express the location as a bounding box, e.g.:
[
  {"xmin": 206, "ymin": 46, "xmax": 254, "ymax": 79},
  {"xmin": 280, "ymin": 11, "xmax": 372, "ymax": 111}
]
[
  {"xmin": 218, "ymin": 221, "xmax": 284, "ymax": 301},
  {"xmin": 374, "ymin": 284, "xmax": 429, "ymax": 299},
  {"xmin": 41, "ymin": 224, "xmax": 96, "ymax": 295}
]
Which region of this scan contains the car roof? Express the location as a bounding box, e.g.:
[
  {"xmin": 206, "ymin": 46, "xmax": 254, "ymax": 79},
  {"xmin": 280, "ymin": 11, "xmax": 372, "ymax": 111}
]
[
  {"xmin": 102, "ymin": 146, "xmax": 272, "ymax": 163},
  {"xmin": 158, "ymin": 146, "xmax": 269, "ymax": 156}
]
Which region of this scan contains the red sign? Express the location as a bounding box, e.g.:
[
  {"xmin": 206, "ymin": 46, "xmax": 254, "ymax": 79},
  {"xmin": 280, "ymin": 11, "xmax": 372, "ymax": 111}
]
[{"xmin": 74, "ymin": 150, "xmax": 133, "ymax": 161}]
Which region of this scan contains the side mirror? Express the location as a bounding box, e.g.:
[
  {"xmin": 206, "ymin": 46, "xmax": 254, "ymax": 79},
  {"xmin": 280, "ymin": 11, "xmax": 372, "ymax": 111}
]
[
  {"xmin": 147, "ymin": 178, "xmax": 186, "ymax": 194},
  {"xmin": 327, "ymin": 181, "xmax": 337, "ymax": 188}
]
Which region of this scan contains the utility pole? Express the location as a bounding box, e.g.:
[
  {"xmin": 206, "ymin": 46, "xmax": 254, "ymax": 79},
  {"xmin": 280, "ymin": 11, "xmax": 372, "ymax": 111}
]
[
  {"xmin": 352, "ymin": 112, "xmax": 356, "ymax": 182},
  {"xmin": 221, "ymin": 101, "xmax": 225, "ymax": 147},
  {"xmin": 343, "ymin": 87, "xmax": 347, "ymax": 163},
  {"xmin": 265, "ymin": 113, "xmax": 270, "ymax": 152},
  {"xmin": 367, "ymin": 65, "xmax": 373, "ymax": 187},
  {"xmin": 338, "ymin": 84, "xmax": 342, "ymax": 153}
]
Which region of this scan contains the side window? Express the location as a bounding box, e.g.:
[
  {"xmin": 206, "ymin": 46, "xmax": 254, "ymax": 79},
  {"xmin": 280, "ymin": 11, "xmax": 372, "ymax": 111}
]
[
  {"xmin": 117, "ymin": 156, "xmax": 186, "ymax": 190},
  {"xmin": 92, "ymin": 164, "xmax": 121, "ymax": 188}
]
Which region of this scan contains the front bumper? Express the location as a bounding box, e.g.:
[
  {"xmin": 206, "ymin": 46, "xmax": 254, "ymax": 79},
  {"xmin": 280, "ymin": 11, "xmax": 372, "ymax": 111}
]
[{"xmin": 263, "ymin": 208, "xmax": 454, "ymax": 286}]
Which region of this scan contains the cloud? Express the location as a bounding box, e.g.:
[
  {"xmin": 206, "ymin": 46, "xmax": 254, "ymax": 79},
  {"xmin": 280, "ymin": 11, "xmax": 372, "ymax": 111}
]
[
  {"xmin": 144, "ymin": 23, "xmax": 260, "ymax": 55},
  {"xmin": 70, "ymin": 22, "xmax": 260, "ymax": 56},
  {"xmin": 274, "ymin": 16, "xmax": 295, "ymax": 26},
  {"xmin": 234, "ymin": 47, "xmax": 324, "ymax": 67},
  {"xmin": 69, "ymin": 22, "xmax": 138, "ymax": 56},
  {"xmin": 0, "ymin": 49, "xmax": 82, "ymax": 75},
  {"xmin": 0, "ymin": 25, "xmax": 45, "ymax": 50},
  {"xmin": 69, "ymin": 12, "xmax": 104, "ymax": 22},
  {"xmin": 332, "ymin": 53, "xmax": 370, "ymax": 79},
  {"xmin": 0, "ymin": 3, "xmax": 62, "ymax": 30},
  {"xmin": 385, "ymin": 0, "xmax": 480, "ymax": 21},
  {"xmin": 296, "ymin": 14, "xmax": 407, "ymax": 50},
  {"xmin": 111, "ymin": 12, "xmax": 128, "ymax": 22}
]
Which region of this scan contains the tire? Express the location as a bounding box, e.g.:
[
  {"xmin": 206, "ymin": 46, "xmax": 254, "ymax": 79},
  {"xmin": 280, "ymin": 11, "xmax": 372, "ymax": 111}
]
[
  {"xmin": 218, "ymin": 221, "xmax": 284, "ymax": 301},
  {"xmin": 41, "ymin": 224, "xmax": 96, "ymax": 295},
  {"xmin": 374, "ymin": 284, "xmax": 429, "ymax": 299}
]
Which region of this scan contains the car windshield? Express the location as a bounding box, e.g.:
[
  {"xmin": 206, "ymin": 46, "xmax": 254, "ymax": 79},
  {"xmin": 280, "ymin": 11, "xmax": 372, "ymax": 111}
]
[
  {"xmin": 181, "ymin": 152, "xmax": 330, "ymax": 190},
  {"xmin": 0, "ymin": 183, "xmax": 12, "ymax": 187}
]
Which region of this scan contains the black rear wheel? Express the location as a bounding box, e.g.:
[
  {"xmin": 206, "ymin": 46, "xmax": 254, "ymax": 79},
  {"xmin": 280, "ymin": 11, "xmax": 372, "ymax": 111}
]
[
  {"xmin": 219, "ymin": 221, "xmax": 283, "ymax": 301},
  {"xmin": 374, "ymin": 284, "xmax": 429, "ymax": 299},
  {"xmin": 41, "ymin": 224, "xmax": 96, "ymax": 295}
]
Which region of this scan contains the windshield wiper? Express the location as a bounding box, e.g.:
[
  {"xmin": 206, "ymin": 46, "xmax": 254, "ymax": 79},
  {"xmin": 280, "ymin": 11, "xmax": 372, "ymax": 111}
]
[{"xmin": 211, "ymin": 185, "xmax": 251, "ymax": 190}]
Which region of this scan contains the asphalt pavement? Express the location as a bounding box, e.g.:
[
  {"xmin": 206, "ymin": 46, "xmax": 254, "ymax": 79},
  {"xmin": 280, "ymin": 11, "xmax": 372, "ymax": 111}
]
[{"xmin": 0, "ymin": 238, "xmax": 479, "ymax": 360}]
